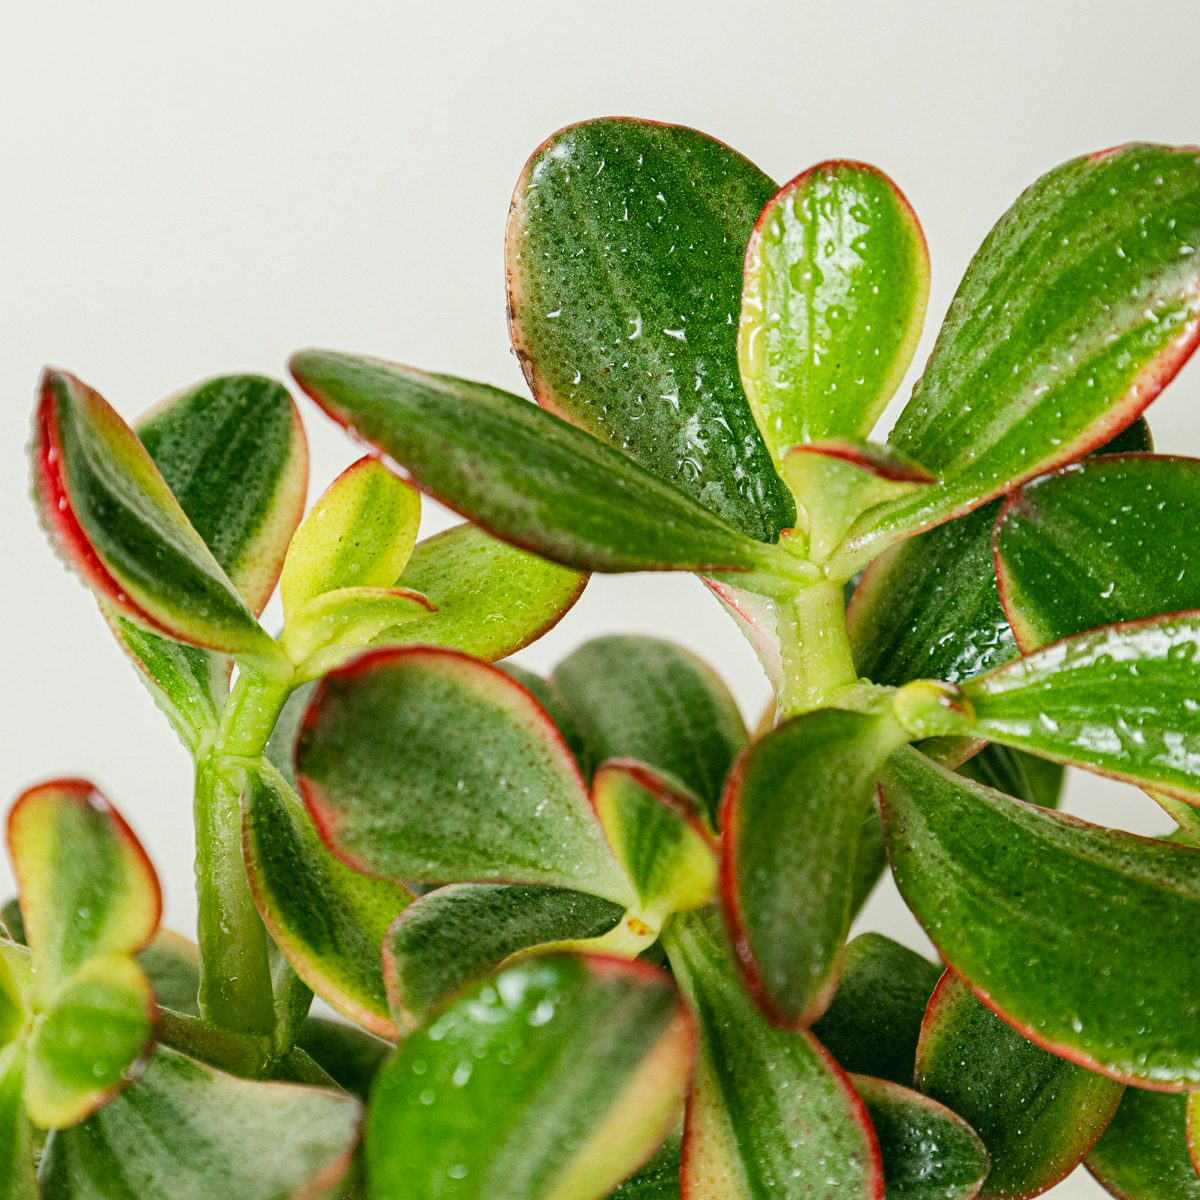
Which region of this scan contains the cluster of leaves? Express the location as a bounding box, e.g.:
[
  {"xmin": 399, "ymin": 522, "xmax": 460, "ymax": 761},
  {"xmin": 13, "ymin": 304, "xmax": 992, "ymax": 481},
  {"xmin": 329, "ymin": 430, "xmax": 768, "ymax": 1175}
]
[{"xmin": 8, "ymin": 118, "xmax": 1200, "ymax": 1198}]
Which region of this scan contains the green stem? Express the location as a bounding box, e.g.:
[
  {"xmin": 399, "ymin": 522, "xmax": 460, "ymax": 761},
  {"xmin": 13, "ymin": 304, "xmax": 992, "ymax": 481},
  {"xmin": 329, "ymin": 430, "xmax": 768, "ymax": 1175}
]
[
  {"xmin": 776, "ymin": 581, "xmax": 859, "ymax": 717},
  {"xmin": 158, "ymin": 1008, "xmax": 274, "ymax": 1078}
]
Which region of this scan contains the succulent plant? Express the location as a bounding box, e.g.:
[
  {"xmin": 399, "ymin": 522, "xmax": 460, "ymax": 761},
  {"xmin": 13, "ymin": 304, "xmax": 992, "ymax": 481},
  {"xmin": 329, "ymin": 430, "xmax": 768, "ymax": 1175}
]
[{"xmin": 7, "ymin": 119, "xmax": 1200, "ymax": 1198}]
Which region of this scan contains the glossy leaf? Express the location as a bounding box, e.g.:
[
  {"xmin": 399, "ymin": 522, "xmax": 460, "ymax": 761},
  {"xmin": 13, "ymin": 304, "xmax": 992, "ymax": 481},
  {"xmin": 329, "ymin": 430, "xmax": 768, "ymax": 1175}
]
[
  {"xmin": 392, "ymin": 522, "xmax": 586, "ymax": 660},
  {"xmin": 280, "ymin": 455, "xmax": 420, "ymax": 619},
  {"xmin": 811, "ymin": 933, "xmax": 941, "ymax": 1087},
  {"xmin": 32, "ymin": 369, "xmax": 283, "ymax": 669},
  {"xmin": 506, "ymin": 117, "xmax": 793, "ymax": 541},
  {"xmin": 955, "ymin": 613, "xmax": 1200, "ymax": 804},
  {"xmin": 1088, "ymin": 1088, "xmax": 1200, "ymax": 1200},
  {"xmin": 290, "ymin": 352, "xmax": 807, "ymax": 591},
  {"xmin": 996, "ymin": 454, "xmax": 1200, "ymax": 651},
  {"xmin": 917, "ymin": 972, "xmax": 1122, "ymax": 1199},
  {"xmin": 955, "ymin": 744, "xmax": 1064, "ymax": 810},
  {"xmin": 8, "ymin": 779, "xmax": 160, "ymax": 1000},
  {"xmin": 664, "ymin": 909, "xmax": 881, "ymax": 1200},
  {"xmin": 551, "ymin": 635, "xmax": 747, "ymax": 825},
  {"xmin": 367, "ymin": 953, "xmax": 693, "ymax": 1200},
  {"xmin": 608, "ymin": 1132, "xmax": 681, "ymax": 1199},
  {"xmin": 40, "ymin": 1045, "xmax": 361, "ymax": 1200},
  {"xmin": 840, "ymin": 143, "xmax": 1200, "ymax": 570},
  {"xmin": 593, "ymin": 761, "xmax": 718, "ymax": 920},
  {"xmin": 384, "ymin": 883, "xmax": 623, "ymax": 1028},
  {"xmin": 242, "ymin": 761, "xmax": 412, "ymax": 1038},
  {"xmin": 721, "ymin": 708, "xmax": 909, "ymax": 1026},
  {"xmin": 0, "ymin": 1046, "xmax": 35, "ymax": 1200},
  {"xmin": 293, "ymin": 1016, "xmax": 389, "ymax": 1102},
  {"xmin": 23, "ymin": 954, "xmax": 155, "ymax": 1130},
  {"xmin": 739, "ymin": 161, "xmax": 928, "ymax": 454},
  {"xmin": 296, "ymin": 646, "xmax": 633, "ymax": 905},
  {"xmin": 880, "ymin": 746, "xmax": 1200, "ymax": 1087},
  {"xmin": 852, "ymin": 1075, "xmax": 989, "ymax": 1200}
]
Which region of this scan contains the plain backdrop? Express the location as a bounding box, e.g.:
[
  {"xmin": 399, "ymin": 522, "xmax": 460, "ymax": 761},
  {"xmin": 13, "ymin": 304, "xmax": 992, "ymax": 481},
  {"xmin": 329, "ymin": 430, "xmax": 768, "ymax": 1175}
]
[{"xmin": 3, "ymin": 4, "xmax": 1199, "ymax": 1194}]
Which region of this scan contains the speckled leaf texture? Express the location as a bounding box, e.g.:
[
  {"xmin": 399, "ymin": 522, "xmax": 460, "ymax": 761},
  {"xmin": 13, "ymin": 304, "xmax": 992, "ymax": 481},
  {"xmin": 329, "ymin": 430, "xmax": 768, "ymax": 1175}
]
[{"xmin": 1088, "ymin": 1088, "xmax": 1200, "ymax": 1200}]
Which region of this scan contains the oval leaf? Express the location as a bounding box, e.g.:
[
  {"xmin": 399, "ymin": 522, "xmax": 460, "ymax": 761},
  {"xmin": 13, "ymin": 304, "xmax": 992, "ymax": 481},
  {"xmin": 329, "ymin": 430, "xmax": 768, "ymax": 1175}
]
[
  {"xmin": 664, "ymin": 909, "xmax": 882, "ymax": 1200},
  {"xmin": 32, "ymin": 369, "xmax": 284, "ymax": 668},
  {"xmin": 916, "ymin": 971, "xmax": 1122, "ymax": 1200},
  {"xmin": 739, "ymin": 161, "xmax": 929, "ymax": 454},
  {"xmin": 367, "ymin": 953, "xmax": 693, "ymax": 1200},
  {"xmin": 296, "ymin": 646, "xmax": 633, "ymax": 905},
  {"xmin": 1088, "ymin": 1088, "xmax": 1200, "ymax": 1200},
  {"xmin": 839, "ymin": 144, "xmax": 1200, "ymax": 569},
  {"xmin": 721, "ymin": 709, "xmax": 908, "ymax": 1026},
  {"xmin": 290, "ymin": 352, "xmax": 807, "ymax": 591},
  {"xmin": 242, "ymin": 761, "xmax": 412, "ymax": 1038},
  {"xmin": 880, "ymin": 746, "xmax": 1200, "ymax": 1088},
  {"xmin": 507, "ymin": 117, "xmax": 793, "ymax": 541}
]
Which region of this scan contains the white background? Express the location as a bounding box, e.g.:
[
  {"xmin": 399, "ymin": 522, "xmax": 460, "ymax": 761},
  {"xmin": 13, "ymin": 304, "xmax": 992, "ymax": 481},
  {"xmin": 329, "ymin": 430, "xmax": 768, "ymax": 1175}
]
[{"xmin": 3, "ymin": 4, "xmax": 1198, "ymax": 1193}]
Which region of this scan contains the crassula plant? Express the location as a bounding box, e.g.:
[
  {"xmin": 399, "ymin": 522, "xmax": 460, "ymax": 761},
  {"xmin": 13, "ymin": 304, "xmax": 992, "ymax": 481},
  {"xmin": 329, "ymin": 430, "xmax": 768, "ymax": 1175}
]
[{"xmin": 7, "ymin": 118, "xmax": 1200, "ymax": 1199}]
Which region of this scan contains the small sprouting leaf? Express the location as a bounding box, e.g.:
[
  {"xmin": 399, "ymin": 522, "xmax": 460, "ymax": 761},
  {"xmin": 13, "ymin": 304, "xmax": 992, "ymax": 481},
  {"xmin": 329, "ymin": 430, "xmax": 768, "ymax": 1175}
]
[
  {"xmin": 242, "ymin": 761, "xmax": 412, "ymax": 1038},
  {"xmin": 917, "ymin": 971, "xmax": 1122, "ymax": 1199},
  {"xmin": 852, "ymin": 1074, "xmax": 990, "ymax": 1200},
  {"xmin": 506, "ymin": 117, "xmax": 793, "ymax": 542},
  {"xmin": 811, "ymin": 933, "xmax": 941, "ymax": 1087},
  {"xmin": 392, "ymin": 523, "xmax": 587, "ymax": 661},
  {"xmin": 40, "ymin": 1045, "xmax": 361, "ymax": 1200},
  {"xmin": 995, "ymin": 454, "xmax": 1200, "ymax": 651},
  {"xmin": 592, "ymin": 761, "xmax": 717, "ymax": 920},
  {"xmin": 664, "ymin": 909, "xmax": 882, "ymax": 1200},
  {"xmin": 9, "ymin": 780, "xmax": 160, "ymax": 1001},
  {"xmin": 289, "ymin": 351, "xmax": 809, "ymax": 592},
  {"xmin": 551, "ymin": 635, "xmax": 747, "ymax": 826},
  {"xmin": 296, "ymin": 646, "xmax": 633, "ymax": 905},
  {"xmin": 280, "ymin": 455, "xmax": 421, "ymax": 619},
  {"xmin": 31, "ymin": 369, "xmax": 285, "ymax": 670},
  {"xmin": 721, "ymin": 708, "xmax": 909, "ymax": 1026},
  {"xmin": 383, "ymin": 883, "xmax": 624, "ymax": 1028},
  {"xmin": 0, "ymin": 1046, "xmax": 36, "ymax": 1200},
  {"xmin": 367, "ymin": 954, "xmax": 693, "ymax": 1200},
  {"xmin": 839, "ymin": 143, "xmax": 1200, "ymax": 569},
  {"xmin": 739, "ymin": 161, "xmax": 929, "ymax": 454},
  {"xmin": 23, "ymin": 955, "xmax": 155, "ymax": 1130},
  {"xmin": 1088, "ymin": 1088, "xmax": 1200, "ymax": 1200},
  {"xmin": 880, "ymin": 746, "xmax": 1200, "ymax": 1087}
]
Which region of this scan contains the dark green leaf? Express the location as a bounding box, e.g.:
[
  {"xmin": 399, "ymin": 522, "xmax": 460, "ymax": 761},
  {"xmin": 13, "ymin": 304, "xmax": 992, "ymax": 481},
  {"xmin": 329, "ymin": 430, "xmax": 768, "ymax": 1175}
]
[
  {"xmin": 1088, "ymin": 1088, "xmax": 1200, "ymax": 1200},
  {"xmin": 607, "ymin": 1131, "xmax": 681, "ymax": 1198},
  {"xmin": 917, "ymin": 971, "xmax": 1122, "ymax": 1199},
  {"xmin": 367, "ymin": 954, "xmax": 693, "ymax": 1200},
  {"xmin": 293, "ymin": 1016, "xmax": 390, "ymax": 1102},
  {"xmin": 880, "ymin": 746, "xmax": 1200, "ymax": 1087},
  {"xmin": 955, "ymin": 745, "xmax": 1064, "ymax": 810},
  {"xmin": 136, "ymin": 931, "xmax": 200, "ymax": 1016},
  {"xmin": 506, "ymin": 117, "xmax": 793, "ymax": 541}
]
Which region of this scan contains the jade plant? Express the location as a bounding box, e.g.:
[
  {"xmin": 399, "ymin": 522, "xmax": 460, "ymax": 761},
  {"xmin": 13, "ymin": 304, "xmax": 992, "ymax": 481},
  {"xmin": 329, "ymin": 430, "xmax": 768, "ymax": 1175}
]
[{"xmin": 7, "ymin": 119, "xmax": 1200, "ymax": 1198}]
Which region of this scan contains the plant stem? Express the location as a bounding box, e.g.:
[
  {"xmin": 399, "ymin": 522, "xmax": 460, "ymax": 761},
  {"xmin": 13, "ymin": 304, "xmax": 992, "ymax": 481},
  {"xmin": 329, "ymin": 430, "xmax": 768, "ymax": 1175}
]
[{"xmin": 776, "ymin": 581, "xmax": 859, "ymax": 717}]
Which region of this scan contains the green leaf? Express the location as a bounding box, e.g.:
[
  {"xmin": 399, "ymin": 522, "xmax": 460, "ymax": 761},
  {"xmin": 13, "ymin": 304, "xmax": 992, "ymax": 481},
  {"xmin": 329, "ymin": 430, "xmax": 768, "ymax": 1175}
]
[
  {"xmin": 1088, "ymin": 1088, "xmax": 1200, "ymax": 1200},
  {"xmin": 551, "ymin": 635, "xmax": 747, "ymax": 826},
  {"xmin": 721, "ymin": 709, "xmax": 909, "ymax": 1026},
  {"xmin": 506, "ymin": 117, "xmax": 793, "ymax": 542},
  {"xmin": 739, "ymin": 161, "xmax": 929, "ymax": 454},
  {"xmin": 392, "ymin": 523, "xmax": 586, "ymax": 661},
  {"xmin": 0, "ymin": 1046, "xmax": 36, "ymax": 1200},
  {"xmin": 295, "ymin": 646, "xmax": 633, "ymax": 905},
  {"xmin": 664, "ymin": 909, "xmax": 881, "ymax": 1200},
  {"xmin": 607, "ymin": 1131, "xmax": 681, "ymax": 1198},
  {"xmin": 995, "ymin": 453, "xmax": 1200, "ymax": 651},
  {"xmin": 137, "ymin": 375, "xmax": 309, "ymax": 615},
  {"xmin": 289, "ymin": 352, "xmax": 809, "ymax": 593},
  {"xmin": 955, "ymin": 613, "xmax": 1200, "ymax": 804},
  {"xmin": 838, "ymin": 143, "xmax": 1200, "ymax": 571},
  {"xmin": 24, "ymin": 954, "xmax": 155, "ymax": 1130},
  {"xmin": 880, "ymin": 746, "xmax": 1200, "ymax": 1087},
  {"xmin": 293, "ymin": 1016, "xmax": 390, "ymax": 1102},
  {"xmin": 916, "ymin": 971, "xmax": 1122, "ymax": 1199},
  {"xmin": 593, "ymin": 761, "xmax": 717, "ymax": 921},
  {"xmin": 242, "ymin": 761, "xmax": 412, "ymax": 1038},
  {"xmin": 955, "ymin": 744, "xmax": 1064, "ymax": 810},
  {"xmin": 8, "ymin": 780, "xmax": 160, "ymax": 1000},
  {"xmin": 40, "ymin": 1045, "xmax": 361, "ymax": 1200},
  {"xmin": 136, "ymin": 930, "xmax": 200, "ymax": 1016},
  {"xmin": 0, "ymin": 948, "xmax": 24, "ymax": 1046},
  {"xmin": 383, "ymin": 884, "xmax": 624, "ymax": 1028},
  {"xmin": 32, "ymin": 369, "xmax": 285, "ymax": 671},
  {"xmin": 810, "ymin": 933, "xmax": 941, "ymax": 1086},
  {"xmin": 366, "ymin": 953, "xmax": 693, "ymax": 1200},
  {"xmin": 280, "ymin": 455, "xmax": 420, "ymax": 619},
  {"xmin": 852, "ymin": 1074, "xmax": 990, "ymax": 1200}
]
